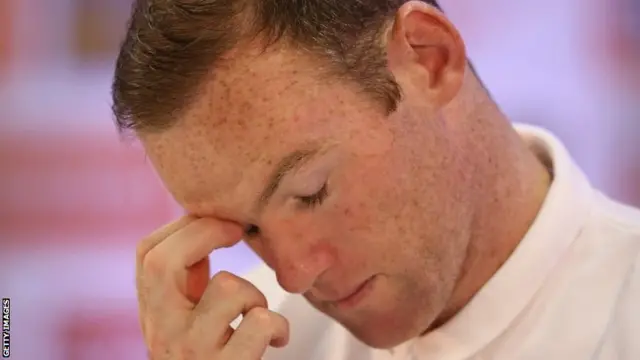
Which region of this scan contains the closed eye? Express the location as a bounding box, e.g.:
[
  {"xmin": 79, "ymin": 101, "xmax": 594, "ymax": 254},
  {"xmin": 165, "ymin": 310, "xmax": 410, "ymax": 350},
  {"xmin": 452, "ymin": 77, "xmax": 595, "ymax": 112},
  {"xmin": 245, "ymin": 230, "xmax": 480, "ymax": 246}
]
[{"xmin": 297, "ymin": 183, "xmax": 329, "ymax": 209}]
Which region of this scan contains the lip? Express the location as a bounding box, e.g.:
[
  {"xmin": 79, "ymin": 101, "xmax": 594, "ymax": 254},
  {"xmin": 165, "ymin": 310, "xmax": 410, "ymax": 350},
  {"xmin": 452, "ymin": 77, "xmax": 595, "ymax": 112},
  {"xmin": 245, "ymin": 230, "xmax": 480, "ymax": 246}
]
[{"xmin": 333, "ymin": 275, "xmax": 376, "ymax": 310}]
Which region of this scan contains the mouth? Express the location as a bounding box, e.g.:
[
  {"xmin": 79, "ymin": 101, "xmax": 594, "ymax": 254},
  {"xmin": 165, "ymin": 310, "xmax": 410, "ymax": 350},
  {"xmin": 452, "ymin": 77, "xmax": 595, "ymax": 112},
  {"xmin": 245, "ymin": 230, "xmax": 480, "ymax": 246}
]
[{"xmin": 332, "ymin": 275, "xmax": 377, "ymax": 310}]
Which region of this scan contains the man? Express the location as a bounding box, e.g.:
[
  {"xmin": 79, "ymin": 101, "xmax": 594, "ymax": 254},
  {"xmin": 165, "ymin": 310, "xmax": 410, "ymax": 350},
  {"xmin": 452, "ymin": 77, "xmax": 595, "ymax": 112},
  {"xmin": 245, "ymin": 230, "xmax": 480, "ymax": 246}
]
[{"xmin": 111, "ymin": 0, "xmax": 640, "ymax": 359}]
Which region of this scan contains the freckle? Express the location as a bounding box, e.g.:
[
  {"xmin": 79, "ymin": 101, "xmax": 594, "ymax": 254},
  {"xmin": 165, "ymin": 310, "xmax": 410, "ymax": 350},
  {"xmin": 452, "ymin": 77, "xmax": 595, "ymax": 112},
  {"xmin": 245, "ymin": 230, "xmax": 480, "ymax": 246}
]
[{"xmin": 217, "ymin": 116, "xmax": 229, "ymax": 127}]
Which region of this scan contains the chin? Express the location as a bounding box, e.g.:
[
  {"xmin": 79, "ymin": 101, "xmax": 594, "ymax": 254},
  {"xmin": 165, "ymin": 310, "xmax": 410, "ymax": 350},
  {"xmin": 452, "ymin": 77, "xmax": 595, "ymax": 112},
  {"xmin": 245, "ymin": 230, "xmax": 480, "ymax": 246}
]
[
  {"xmin": 308, "ymin": 278, "xmax": 445, "ymax": 349},
  {"xmin": 310, "ymin": 301, "xmax": 421, "ymax": 349},
  {"xmin": 334, "ymin": 306, "xmax": 433, "ymax": 350}
]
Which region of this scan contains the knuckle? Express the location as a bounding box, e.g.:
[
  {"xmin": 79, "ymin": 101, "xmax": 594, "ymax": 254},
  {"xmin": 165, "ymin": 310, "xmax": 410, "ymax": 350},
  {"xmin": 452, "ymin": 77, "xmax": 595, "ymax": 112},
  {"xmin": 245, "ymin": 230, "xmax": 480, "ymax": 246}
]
[
  {"xmin": 252, "ymin": 288, "xmax": 268, "ymax": 307},
  {"xmin": 136, "ymin": 234, "xmax": 160, "ymax": 266},
  {"xmin": 135, "ymin": 239, "xmax": 150, "ymax": 263},
  {"xmin": 209, "ymin": 272, "xmax": 268, "ymax": 307},
  {"xmin": 244, "ymin": 307, "xmax": 273, "ymax": 326},
  {"xmin": 241, "ymin": 284, "xmax": 268, "ymax": 308},
  {"xmin": 210, "ymin": 271, "xmax": 238, "ymax": 293},
  {"xmin": 211, "ymin": 270, "xmax": 235, "ymax": 282},
  {"xmin": 142, "ymin": 249, "xmax": 166, "ymax": 278}
]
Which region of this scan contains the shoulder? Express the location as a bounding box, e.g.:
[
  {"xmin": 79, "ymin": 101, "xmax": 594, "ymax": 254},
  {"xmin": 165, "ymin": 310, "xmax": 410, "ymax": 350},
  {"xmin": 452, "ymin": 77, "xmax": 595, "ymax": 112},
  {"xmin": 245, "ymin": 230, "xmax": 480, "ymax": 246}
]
[
  {"xmin": 587, "ymin": 193, "xmax": 640, "ymax": 355},
  {"xmin": 578, "ymin": 192, "xmax": 640, "ymax": 286},
  {"xmin": 589, "ymin": 192, "xmax": 640, "ymax": 243}
]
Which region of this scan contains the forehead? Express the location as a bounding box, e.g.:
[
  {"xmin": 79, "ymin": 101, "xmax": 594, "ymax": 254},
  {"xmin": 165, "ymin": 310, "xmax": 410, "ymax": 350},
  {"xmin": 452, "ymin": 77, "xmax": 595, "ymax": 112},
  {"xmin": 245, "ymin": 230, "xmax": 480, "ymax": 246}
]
[{"xmin": 141, "ymin": 46, "xmax": 386, "ymax": 218}]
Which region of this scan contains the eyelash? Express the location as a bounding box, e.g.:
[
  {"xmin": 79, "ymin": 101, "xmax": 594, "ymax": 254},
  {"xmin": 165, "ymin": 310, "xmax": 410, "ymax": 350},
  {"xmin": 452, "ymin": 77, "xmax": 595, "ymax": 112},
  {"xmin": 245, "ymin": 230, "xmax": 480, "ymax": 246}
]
[
  {"xmin": 297, "ymin": 183, "xmax": 329, "ymax": 208},
  {"xmin": 244, "ymin": 183, "xmax": 329, "ymax": 238}
]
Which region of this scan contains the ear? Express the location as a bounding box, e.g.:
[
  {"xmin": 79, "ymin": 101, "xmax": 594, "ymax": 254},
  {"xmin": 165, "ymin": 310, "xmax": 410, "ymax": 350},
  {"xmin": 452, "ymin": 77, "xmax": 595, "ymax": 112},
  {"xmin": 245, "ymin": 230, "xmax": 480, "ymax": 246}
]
[{"xmin": 386, "ymin": 1, "xmax": 466, "ymax": 106}]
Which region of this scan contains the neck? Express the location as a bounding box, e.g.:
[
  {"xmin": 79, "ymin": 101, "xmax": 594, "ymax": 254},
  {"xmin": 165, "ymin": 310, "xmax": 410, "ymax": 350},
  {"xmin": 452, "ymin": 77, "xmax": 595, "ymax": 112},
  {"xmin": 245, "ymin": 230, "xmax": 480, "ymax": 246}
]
[{"xmin": 430, "ymin": 105, "xmax": 552, "ymax": 330}]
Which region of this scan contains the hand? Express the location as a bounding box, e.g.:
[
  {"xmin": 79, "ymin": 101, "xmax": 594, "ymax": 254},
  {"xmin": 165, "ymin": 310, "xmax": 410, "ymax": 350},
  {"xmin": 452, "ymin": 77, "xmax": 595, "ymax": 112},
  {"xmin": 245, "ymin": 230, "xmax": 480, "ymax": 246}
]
[{"xmin": 136, "ymin": 216, "xmax": 290, "ymax": 359}]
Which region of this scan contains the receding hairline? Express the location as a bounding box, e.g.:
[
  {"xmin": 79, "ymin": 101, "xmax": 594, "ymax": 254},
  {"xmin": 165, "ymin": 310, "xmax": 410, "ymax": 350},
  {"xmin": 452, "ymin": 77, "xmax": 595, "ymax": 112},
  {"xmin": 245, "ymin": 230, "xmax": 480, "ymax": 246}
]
[
  {"xmin": 133, "ymin": 31, "xmax": 401, "ymax": 137},
  {"xmin": 111, "ymin": 0, "xmax": 447, "ymax": 135}
]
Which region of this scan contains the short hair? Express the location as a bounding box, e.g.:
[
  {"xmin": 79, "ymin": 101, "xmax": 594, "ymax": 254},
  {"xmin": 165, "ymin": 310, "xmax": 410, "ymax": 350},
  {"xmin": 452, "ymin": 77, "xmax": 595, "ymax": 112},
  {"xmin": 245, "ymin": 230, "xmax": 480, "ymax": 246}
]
[{"xmin": 111, "ymin": 0, "xmax": 443, "ymax": 134}]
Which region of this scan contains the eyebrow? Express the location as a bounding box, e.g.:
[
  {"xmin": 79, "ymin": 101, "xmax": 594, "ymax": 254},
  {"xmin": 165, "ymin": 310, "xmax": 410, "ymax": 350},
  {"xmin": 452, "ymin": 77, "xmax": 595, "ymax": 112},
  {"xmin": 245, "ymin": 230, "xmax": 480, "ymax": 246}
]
[{"xmin": 255, "ymin": 144, "xmax": 322, "ymax": 213}]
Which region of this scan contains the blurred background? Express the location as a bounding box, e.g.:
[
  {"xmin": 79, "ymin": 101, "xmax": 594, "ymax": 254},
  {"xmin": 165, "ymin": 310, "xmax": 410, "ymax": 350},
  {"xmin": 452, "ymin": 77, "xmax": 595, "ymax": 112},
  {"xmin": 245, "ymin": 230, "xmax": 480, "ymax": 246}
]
[{"xmin": 0, "ymin": 0, "xmax": 638, "ymax": 359}]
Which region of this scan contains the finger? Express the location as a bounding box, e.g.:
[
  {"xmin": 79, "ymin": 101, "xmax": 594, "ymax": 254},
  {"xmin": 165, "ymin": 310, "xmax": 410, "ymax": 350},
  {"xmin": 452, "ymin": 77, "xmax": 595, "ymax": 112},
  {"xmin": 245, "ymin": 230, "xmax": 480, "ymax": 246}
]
[
  {"xmin": 185, "ymin": 257, "xmax": 210, "ymax": 304},
  {"xmin": 136, "ymin": 216, "xmax": 197, "ymax": 271},
  {"xmin": 141, "ymin": 219, "xmax": 243, "ymax": 344},
  {"xmin": 190, "ymin": 271, "xmax": 269, "ymax": 348},
  {"xmin": 222, "ymin": 307, "xmax": 290, "ymax": 360},
  {"xmin": 136, "ymin": 216, "xmax": 196, "ymax": 342}
]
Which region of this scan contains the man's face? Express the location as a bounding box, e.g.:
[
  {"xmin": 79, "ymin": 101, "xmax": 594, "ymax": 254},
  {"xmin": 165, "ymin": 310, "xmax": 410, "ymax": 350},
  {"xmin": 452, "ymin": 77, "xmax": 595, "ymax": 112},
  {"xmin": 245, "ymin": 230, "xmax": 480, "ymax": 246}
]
[{"xmin": 141, "ymin": 40, "xmax": 472, "ymax": 348}]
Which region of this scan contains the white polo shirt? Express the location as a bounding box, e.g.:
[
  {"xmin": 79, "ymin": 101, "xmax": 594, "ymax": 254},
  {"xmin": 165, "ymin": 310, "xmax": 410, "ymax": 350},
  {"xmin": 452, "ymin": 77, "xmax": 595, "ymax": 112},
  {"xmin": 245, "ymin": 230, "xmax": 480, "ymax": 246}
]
[{"xmin": 244, "ymin": 124, "xmax": 640, "ymax": 360}]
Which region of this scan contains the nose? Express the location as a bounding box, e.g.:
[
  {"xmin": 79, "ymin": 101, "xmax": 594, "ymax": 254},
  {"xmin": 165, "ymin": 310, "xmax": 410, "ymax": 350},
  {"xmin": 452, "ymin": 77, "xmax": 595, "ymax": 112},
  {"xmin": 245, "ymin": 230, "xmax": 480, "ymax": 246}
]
[{"xmin": 262, "ymin": 229, "xmax": 334, "ymax": 294}]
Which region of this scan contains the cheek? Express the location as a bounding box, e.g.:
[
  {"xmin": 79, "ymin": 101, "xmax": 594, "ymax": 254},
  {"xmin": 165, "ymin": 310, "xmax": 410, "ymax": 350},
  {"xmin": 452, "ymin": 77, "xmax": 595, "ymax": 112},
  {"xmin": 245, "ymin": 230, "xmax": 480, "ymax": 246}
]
[
  {"xmin": 325, "ymin": 191, "xmax": 381, "ymax": 253},
  {"xmin": 333, "ymin": 165, "xmax": 400, "ymax": 232},
  {"xmin": 328, "ymin": 162, "xmax": 420, "ymax": 261},
  {"xmin": 325, "ymin": 197, "xmax": 369, "ymax": 242}
]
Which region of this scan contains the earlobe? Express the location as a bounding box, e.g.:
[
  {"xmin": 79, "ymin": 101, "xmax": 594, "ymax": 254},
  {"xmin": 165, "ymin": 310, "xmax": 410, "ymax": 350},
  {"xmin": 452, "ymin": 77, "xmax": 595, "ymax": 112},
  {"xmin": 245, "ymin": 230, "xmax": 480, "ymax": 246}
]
[{"xmin": 387, "ymin": 1, "xmax": 466, "ymax": 106}]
